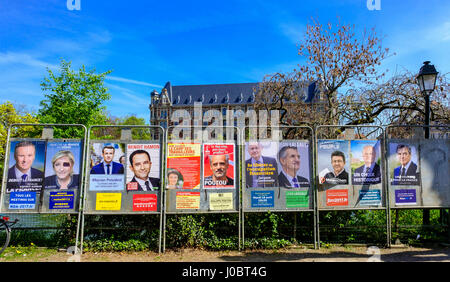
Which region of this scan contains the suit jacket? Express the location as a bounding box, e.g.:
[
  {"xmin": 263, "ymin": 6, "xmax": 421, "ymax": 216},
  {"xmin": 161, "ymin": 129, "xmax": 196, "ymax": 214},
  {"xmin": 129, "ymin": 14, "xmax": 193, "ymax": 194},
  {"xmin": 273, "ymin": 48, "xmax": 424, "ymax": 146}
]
[
  {"xmin": 324, "ymin": 170, "xmax": 349, "ymax": 185},
  {"xmin": 127, "ymin": 176, "xmax": 160, "ymax": 191},
  {"xmin": 245, "ymin": 156, "xmax": 279, "ymax": 188},
  {"xmin": 7, "ymin": 166, "xmax": 44, "ymax": 191},
  {"xmin": 353, "ymin": 163, "xmax": 381, "ymax": 185},
  {"xmin": 393, "ymin": 162, "xmax": 419, "ymax": 185},
  {"xmin": 278, "ymin": 172, "xmax": 309, "ymax": 188},
  {"xmin": 90, "ymin": 161, "xmax": 124, "ymax": 174}
]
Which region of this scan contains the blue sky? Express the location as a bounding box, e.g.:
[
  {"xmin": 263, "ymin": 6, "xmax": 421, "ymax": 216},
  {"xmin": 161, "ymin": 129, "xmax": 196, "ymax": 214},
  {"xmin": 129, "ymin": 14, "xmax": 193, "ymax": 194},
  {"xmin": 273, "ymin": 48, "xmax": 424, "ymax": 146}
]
[{"xmin": 1, "ymin": 0, "xmax": 449, "ymax": 120}]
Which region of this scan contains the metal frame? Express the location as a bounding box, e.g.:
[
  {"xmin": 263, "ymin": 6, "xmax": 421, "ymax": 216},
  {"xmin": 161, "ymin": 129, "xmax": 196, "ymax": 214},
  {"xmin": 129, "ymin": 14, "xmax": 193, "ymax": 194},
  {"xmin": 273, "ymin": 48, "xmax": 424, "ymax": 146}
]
[
  {"xmin": 0, "ymin": 123, "xmax": 87, "ymax": 254},
  {"xmin": 162, "ymin": 125, "xmax": 241, "ymax": 252},
  {"xmin": 315, "ymin": 125, "xmax": 390, "ymax": 248},
  {"xmin": 385, "ymin": 124, "xmax": 450, "ymax": 246},
  {"xmin": 79, "ymin": 125, "xmax": 165, "ymax": 254},
  {"xmin": 241, "ymin": 125, "xmax": 317, "ymax": 250}
]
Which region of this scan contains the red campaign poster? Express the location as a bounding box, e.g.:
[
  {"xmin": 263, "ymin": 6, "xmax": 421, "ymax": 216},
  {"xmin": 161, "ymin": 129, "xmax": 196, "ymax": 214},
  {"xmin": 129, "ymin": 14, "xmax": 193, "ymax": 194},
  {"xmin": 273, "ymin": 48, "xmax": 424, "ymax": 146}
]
[
  {"xmin": 203, "ymin": 143, "xmax": 235, "ymax": 188},
  {"xmin": 326, "ymin": 189, "xmax": 348, "ymax": 206},
  {"xmin": 133, "ymin": 194, "xmax": 157, "ymax": 211},
  {"xmin": 167, "ymin": 143, "xmax": 201, "ymax": 189}
]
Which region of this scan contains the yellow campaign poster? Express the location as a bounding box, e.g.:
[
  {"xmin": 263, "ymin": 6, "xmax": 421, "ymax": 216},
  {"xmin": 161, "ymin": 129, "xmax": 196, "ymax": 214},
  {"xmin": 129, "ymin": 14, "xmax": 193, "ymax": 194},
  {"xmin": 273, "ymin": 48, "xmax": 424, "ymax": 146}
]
[
  {"xmin": 209, "ymin": 192, "xmax": 234, "ymax": 210},
  {"xmin": 176, "ymin": 192, "xmax": 200, "ymax": 209},
  {"xmin": 96, "ymin": 193, "xmax": 122, "ymax": 210}
]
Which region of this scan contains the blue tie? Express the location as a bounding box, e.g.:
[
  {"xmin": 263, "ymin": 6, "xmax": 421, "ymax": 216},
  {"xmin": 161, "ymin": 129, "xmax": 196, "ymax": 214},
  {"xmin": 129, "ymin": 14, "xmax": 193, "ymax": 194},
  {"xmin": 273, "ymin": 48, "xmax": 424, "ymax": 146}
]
[
  {"xmin": 21, "ymin": 174, "xmax": 27, "ymax": 182},
  {"xmin": 292, "ymin": 177, "xmax": 299, "ymax": 188},
  {"xmin": 106, "ymin": 164, "xmax": 111, "ymax": 175}
]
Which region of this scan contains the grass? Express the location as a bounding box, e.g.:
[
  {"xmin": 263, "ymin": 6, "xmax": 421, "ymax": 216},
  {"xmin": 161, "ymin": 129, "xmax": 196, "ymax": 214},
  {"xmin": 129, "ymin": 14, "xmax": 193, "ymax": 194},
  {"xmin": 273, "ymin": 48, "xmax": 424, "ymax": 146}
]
[{"xmin": 0, "ymin": 244, "xmax": 61, "ymax": 262}]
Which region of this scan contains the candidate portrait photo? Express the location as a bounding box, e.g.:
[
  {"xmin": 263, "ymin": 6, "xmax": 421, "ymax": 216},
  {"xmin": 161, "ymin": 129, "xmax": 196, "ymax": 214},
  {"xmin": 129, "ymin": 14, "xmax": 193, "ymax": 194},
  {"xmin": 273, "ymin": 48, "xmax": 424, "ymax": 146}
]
[{"xmin": 6, "ymin": 140, "xmax": 45, "ymax": 193}]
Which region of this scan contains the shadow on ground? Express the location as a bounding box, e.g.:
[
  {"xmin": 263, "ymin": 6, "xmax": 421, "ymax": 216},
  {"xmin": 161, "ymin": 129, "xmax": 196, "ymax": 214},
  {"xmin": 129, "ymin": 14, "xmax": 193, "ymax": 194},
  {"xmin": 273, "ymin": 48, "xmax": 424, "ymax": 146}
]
[{"xmin": 217, "ymin": 247, "xmax": 450, "ymax": 262}]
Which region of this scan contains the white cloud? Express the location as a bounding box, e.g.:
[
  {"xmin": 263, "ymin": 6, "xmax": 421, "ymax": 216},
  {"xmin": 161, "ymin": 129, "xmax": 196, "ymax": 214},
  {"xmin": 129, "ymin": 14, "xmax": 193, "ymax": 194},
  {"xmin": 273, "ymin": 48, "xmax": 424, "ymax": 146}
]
[{"xmin": 106, "ymin": 76, "xmax": 163, "ymax": 88}]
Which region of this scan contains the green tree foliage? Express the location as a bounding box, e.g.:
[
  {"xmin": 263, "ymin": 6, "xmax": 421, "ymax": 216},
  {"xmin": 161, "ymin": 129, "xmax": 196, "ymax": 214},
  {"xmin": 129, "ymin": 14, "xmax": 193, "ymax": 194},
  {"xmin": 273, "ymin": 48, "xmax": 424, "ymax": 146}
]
[
  {"xmin": 0, "ymin": 102, "xmax": 39, "ymax": 177},
  {"xmin": 38, "ymin": 59, "xmax": 112, "ymax": 138}
]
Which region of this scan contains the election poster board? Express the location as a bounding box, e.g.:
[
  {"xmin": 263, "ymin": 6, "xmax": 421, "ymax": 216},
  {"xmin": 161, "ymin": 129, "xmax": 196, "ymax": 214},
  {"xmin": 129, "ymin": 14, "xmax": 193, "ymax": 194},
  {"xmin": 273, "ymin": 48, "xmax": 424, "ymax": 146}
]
[
  {"xmin": 243, "ymin": 140, "xmax": 313, "ymax": 211},
  {"xmin": 317, "ymin": 139, "xmax": 385, "ymax": 210},
  {"xmin": 164, "ymin": 142, "xmax": 239, "ymax": 213},
  {"xmin": 387, "ymin": 139, "xmax": 450, "ymax": 208},
  {"xmin": 84, "ymin": 141, "xmax": 162, "ymax": 214},
  {"xmin": 1, "ymin": 139, "xmax": 83, "ymax": 213}
]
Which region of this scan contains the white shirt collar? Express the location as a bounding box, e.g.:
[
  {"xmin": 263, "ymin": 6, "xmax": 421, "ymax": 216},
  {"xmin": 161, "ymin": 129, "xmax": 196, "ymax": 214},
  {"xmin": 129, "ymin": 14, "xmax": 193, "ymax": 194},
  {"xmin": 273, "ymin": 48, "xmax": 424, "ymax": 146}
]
[
  {"xmin": 15, "ymin": 166, "xmax": 31, "ymax": 180},
  {"xmin": 135, "ymin": 176, "xmax": 153, "ymax": 191}
]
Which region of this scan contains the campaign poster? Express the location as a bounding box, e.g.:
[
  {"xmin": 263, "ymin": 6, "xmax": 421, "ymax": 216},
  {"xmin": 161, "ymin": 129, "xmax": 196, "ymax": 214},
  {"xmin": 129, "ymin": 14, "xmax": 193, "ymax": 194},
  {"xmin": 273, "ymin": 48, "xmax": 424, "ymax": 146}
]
[
  {"xmin": 388, "ymin": 142, "xmax": 420, "ymax": 186},
  {"xmin": 358, "ymin": 190, "xmax": 382, "ymax": 206},
  {"xmin": 132, "ymin": 194, "xmax": 158, "ymax": 212},
  {"xmin": 44, "ymin": 141, "xmax": 82, "ymax": 190},
  {"xmin": 318, "ymin": 140, "xmax": 350, "ymax": 185},
  {"xmin": 95, "ymin": 193, "xmax": 122, "ymax": 210},
  {"xmin": 244, "ymin": 141, "xmax": 279, "ymax": 188},
  {"xmin": 9, "ymin": 192, "xmax": 36, "ymax": 209},
  {"xmin": 395, "ymin": 189, "xmax": 417, "ymax": 205},
  {"xmin": 286, "ymin": 190, "xmax": 309, "ymax": 208},
  {"xmin": 203, "ymin": 143, "xmax": 235, "ymax": 188},
  {"xmin": 277, "ymin": 141, "xmax": 310, "ymax": 188},
  {"xmin": 209, "ymin": 192, "xmax": 234, "ymax": 210},
  {"xmin": 251, "ymin": 190, "xmax": 275, "ymax": 208},
  {"xmin": 326, "ymin": 189, "xmax": 349, "ymax": 206},
  {"xmin": 89, "ymin": 143, "xmax": 125, "ymax": 191},
  {"xmin": 125, "ymin": 144, "xmax": 161, "ymax": 191},
  {"xmin": 176, "ymin": 191, "xmax": 201, "ymax": 209},
  {"xmin": 350, "ymin": 140, "xmax": 382, "ymax": 185},
  {"xmin": 6, "ymin": 140, "xmax": 45, "ymax": 193},
  {"xmin": 49, "ymin": 191, "xmax": 75, "ymax": 210},
  {"xmin": 167, "ymin": 143, "xmax": 201, "ymax": 189}
]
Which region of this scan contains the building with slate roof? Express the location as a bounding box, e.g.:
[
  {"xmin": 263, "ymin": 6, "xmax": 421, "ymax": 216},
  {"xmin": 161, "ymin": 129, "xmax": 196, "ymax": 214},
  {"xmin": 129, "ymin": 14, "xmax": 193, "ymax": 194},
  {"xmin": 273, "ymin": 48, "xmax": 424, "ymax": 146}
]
[{"xmin": 149, "ymin": 81, "xmax": 322, "ymax": 137}]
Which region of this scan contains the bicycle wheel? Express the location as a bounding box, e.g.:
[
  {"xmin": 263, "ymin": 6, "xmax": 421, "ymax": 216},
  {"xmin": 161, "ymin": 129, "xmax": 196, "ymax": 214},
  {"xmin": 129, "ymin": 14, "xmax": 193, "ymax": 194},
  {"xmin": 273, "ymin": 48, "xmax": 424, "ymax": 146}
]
[{"xmin": 0, "ymin": 221, "xmax": 11, "ymax": 255}]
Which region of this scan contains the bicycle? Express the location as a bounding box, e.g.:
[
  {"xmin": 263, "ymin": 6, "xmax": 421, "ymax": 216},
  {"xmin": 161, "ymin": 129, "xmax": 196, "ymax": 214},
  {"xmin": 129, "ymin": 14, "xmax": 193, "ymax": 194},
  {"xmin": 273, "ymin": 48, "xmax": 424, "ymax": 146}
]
[{"xmin": 0, "ymin": 216, "xmax": 19, "ymax": 255}]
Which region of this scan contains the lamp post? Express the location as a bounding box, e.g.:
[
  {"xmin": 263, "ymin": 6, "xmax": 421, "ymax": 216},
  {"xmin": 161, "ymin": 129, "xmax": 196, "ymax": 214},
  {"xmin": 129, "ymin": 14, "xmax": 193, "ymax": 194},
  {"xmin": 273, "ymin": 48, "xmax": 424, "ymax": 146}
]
[
  {"xmin": 416, "ymin": 61, "xmax": 438, "ymax": 227},
  {"xmin": 416, "ymin": 61, "xmax": 438, "ymax": 138}
]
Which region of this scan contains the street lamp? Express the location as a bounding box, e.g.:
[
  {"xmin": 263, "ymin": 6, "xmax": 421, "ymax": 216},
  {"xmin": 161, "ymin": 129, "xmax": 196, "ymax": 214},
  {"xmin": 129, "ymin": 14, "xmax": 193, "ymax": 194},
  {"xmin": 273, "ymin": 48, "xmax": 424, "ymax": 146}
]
[
  {"xmin": 416, "ymin": 61, "xmax": 438, "ymax": 138},
  {"xmin": 416, "ymin": 61, "xmax": 438, "ymax": 226}
]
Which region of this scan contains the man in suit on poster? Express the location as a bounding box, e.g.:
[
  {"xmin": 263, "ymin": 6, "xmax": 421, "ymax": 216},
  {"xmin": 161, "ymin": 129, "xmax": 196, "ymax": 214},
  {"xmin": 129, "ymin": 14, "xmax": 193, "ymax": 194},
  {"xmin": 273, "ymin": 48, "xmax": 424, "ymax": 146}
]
[
  {"xmin": 90, "ymin": 144, "xmax": 124, "ymax": 175},
  {"xmin": 392, "ymin": 144, "xmax": 419, "ymax": 185},
  {"xmin": 127, "ymin": 149, "xmax": 160, "ymax": 191},
  {"xmin": 353, "ymin": 145, "xmax": 381, "ymax": 185},
  {"xmin": 277, "ymin": 145, "xmax": 309, "ymax": 188},
  {"xmin": 245, "ymin": 142, "xmax": 278, "ymax": 188},
  {"xmin": 7, "ymin": 141, "xmax": 44, "ymax": 191}
]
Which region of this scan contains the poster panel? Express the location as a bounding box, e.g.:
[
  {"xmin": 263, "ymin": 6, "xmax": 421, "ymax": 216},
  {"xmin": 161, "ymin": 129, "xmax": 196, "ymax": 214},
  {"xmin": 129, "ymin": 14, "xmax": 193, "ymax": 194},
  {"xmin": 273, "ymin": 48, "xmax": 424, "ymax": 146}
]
[
  {"xmin": 89, "ymin": 142, "xmax": 125, "ymax": 191},
  {"xmin": 243, "ymin": 140, "xmax": 313, "ymax": 211},
  {"xmin": 166, "ymin": 143, "xmax": 201, "ymax": 189},
  {"xmin": 202, "ymin": 143, "xmax": 235, "ymax": 188},
  {"xmin": 125, "ymin": 144, "xmax": 161, "ymax": 192},
  {"xmin": 388, "ymin": 138, "xmax": 450, "ymax": 208},
  {"xmin": 6, "ymin": 140, "xmax": 45, "ymax": 193},
  {"xmin": 2, "ymin": 139, "xmax": 83, "ymax": 213}
]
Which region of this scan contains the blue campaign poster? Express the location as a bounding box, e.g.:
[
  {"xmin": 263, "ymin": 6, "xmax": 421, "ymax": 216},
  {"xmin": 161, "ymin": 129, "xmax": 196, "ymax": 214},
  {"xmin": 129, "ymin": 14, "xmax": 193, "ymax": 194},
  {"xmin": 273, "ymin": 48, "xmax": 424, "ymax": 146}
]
[
  {"xmin": 49, "ymin": 191, "xmax": 75, "ymax": 209},
  {"xmin": 9, "ymin": 192, "xmax": 36, "ymax": 209},
  {"xmin": 358, "ymin": 189, "xmax": 381, "ymax": 206},
  {"xmin": 251, "ymin": 190, "xmax": 275, "ymax": 208}
]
